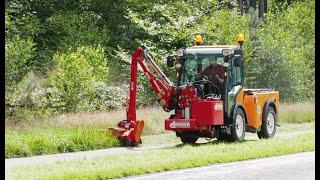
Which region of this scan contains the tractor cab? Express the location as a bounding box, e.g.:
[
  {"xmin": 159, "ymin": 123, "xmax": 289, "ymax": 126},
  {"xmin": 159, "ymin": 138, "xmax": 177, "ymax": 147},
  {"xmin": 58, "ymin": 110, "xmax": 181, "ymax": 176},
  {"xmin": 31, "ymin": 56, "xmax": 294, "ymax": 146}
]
[{"xmin": 168, "ymin": 44, "xmax": 244, "ymax": 117}]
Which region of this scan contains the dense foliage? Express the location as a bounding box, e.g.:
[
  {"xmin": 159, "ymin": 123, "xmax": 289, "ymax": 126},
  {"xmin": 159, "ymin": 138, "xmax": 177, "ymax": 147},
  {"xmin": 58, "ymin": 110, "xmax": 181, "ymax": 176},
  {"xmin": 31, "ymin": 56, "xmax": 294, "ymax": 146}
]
[{"xmin": 5, "ymin": 0, "xmax": 314, "ymax": 118}]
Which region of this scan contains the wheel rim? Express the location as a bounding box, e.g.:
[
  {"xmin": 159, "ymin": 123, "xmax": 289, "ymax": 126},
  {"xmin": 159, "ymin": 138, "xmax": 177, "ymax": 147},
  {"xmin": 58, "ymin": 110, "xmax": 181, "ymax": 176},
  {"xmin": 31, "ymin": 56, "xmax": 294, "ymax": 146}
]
[
  {"xmin": 266, "ymin": 112, "xmax": 275, "ymax": 135},
  {"xmin": 235, "ymin": 114, "xmax": 244, "ymax": 137}
]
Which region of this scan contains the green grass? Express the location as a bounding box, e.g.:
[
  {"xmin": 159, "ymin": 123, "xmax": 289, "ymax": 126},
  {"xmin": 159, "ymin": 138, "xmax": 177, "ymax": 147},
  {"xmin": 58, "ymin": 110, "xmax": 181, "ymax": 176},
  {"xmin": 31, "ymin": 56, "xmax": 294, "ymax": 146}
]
[
  {"xmin": 5, "ymin": 102, "xmax": 314, "ymax": 158},
  {"xmin": 8, "ymin": 128, "xmax": 314, "ymax": 180},
  {"xmin": 5, "ymin": 107, "xmax": 171, "ymax": 158},
  {"xmin": 5, "ymin": 126, "xmax": 120, "ymax": 158}
]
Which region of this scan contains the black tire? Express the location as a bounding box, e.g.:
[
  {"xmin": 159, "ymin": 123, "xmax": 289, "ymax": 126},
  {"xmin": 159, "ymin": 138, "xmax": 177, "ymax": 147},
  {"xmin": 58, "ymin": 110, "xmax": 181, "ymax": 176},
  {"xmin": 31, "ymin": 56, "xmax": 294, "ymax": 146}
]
[
  {"xmin": 180, "ymin": 136, "xmax": 198, "ymax": 144},
  {"xmin": 229, "ymin": 108, "xmax": 246, "ymax": 141},
  {"xmin": 216, "ymin": 131, "xmax": 231, "ymax": 141},
  {"xmin": 258, "ymin": 106, "xmax": 277, "ymax": 139}
]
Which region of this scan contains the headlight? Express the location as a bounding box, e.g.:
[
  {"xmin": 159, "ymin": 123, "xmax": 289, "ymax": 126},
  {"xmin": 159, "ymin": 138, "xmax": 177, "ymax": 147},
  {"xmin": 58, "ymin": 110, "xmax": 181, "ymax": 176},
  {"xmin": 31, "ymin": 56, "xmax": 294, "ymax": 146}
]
[{"xmin": 222, "ymin": 49, "xmax": 234, "ymax": 57}]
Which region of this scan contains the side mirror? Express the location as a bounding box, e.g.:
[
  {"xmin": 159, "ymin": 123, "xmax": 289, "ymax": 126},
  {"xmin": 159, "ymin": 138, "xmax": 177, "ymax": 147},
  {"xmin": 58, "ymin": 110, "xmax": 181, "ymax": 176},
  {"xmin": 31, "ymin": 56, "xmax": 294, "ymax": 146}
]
[
  {"xmin": 166, "ymin": 55, "xmax": 175, "ymax": 67},
  {"xmin": 234, "ymin": 55, "xmax": 243, "ymax": 67},
  {"xmin": 176, "ymin": 49, "xmax": 184, "ymax": 57}
]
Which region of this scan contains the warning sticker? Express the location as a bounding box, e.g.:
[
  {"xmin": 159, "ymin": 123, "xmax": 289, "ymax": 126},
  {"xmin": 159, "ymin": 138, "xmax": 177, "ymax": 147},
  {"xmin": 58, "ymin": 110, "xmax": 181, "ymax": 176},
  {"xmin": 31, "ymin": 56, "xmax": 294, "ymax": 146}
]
[{"xmin": 214, "ymin": 103, "xmax": 223, "ymax": 111}]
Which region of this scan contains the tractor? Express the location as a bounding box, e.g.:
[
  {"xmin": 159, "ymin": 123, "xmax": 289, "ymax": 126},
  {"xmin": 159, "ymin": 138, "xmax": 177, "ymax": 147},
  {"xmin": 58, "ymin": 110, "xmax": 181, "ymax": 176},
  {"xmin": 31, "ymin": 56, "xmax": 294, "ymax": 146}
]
[{"xmin": 109, "ymin": 34, "xmax": 280, "ymax": 145}]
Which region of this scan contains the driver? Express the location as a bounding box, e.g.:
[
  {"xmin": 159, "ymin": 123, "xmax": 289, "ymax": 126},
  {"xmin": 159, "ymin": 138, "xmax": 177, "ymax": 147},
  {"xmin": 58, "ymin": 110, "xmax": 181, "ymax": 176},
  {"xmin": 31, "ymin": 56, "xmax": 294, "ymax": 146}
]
[
  {"xmin": 198, "ymin": 56, "xmax": 225, "ymax": 97},
  {"xmin": 199, "ymin": 56, "xmax": 225, "ymax": 84}
]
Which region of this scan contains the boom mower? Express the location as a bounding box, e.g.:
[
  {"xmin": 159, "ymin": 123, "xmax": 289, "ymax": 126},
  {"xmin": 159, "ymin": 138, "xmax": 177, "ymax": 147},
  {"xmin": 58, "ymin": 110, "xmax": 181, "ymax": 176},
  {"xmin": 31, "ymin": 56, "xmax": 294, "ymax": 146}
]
[{"xmin": 109, "ymin": 35, "xmax": 280, "ymax": 146}]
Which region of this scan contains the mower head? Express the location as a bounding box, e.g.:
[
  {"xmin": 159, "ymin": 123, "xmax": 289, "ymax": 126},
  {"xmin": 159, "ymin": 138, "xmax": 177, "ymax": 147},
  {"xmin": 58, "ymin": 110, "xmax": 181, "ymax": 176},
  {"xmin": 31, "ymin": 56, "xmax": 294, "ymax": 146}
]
[{"xmin": 109, "ymin": 119, "xmax": 144, "ymax": 146}]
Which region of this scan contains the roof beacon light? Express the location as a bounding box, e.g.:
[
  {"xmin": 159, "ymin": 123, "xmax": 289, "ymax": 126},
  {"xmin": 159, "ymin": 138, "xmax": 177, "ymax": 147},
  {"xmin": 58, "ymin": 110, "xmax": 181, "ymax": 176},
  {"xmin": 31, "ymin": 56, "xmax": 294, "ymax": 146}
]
[
  {"xmin": 195, "ymin": 35, "xmax": 203, "ymax": 45},
  {"xmin": 236, "ymin": 33, "xmax": 245, "ymax": 45}
]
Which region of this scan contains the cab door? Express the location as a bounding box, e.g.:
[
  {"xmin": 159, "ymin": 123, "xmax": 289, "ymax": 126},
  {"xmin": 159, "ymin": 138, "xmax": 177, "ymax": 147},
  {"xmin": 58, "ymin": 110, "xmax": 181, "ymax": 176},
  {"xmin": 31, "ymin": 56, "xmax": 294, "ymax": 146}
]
[{"xmin": 225, "ymin": 54, "xmax": 244, "ymax": 118}]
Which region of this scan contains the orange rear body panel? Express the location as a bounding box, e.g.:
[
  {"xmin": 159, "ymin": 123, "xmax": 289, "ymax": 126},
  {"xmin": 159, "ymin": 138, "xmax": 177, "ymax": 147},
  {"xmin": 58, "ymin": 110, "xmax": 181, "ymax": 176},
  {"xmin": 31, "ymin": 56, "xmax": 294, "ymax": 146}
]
[{"xmin": 236, "ymin": 89, "xmax": 280, "ymax": 129}]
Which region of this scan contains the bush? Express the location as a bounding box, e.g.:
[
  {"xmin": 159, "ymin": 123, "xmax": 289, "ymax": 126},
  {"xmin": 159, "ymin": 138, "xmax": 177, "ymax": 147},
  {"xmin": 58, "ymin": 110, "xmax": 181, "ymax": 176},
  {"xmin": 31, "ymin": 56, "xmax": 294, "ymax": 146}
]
[
  {"xmin": 50, "ymin": 45, "xmax": 109, "ymax": 112},
  {"xmin": 5, "ymin": 72, "xmax": 54, "ymax": 124},
  {"xmin": 94, "ymin": 82, "xmax": 129, "ymax": 110},
  {"xmin": 5, "ymin": 37, "xmax": 35, "ymax": 89}
]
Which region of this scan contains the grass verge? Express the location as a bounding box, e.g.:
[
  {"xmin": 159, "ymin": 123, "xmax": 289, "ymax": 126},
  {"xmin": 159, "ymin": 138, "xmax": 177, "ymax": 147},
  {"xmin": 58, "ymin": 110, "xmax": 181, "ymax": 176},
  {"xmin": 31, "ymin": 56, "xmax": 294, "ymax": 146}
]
[
  {"xmin": 5, "ymin": 102, "xmax": 314, "ymax": 158},
  {"xmin": 5, "ymin": 107, "xmax": 170, "ymax": 158},
  {"xmin": 8, "ymin": 128, "xmax": 314, "ymax": 179},
  {"xmin": 5, "ymin": 127, "xmax": 120, "ymax": 158}
]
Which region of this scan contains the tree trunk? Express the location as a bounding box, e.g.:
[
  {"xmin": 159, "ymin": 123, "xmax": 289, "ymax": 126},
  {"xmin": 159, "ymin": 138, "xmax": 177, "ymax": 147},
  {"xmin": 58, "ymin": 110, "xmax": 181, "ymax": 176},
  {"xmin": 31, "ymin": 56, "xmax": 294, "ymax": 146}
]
[
  {"xmin": 239, "ymin": 0, "xmax": 244, "ymax": 15},
  {"xmin": 249, "ymin": 0, "xmax": 257, "ymax": 10},
  {"xmin": 258, "ymin": 0, "xmax": 264, "ymax": 18}
]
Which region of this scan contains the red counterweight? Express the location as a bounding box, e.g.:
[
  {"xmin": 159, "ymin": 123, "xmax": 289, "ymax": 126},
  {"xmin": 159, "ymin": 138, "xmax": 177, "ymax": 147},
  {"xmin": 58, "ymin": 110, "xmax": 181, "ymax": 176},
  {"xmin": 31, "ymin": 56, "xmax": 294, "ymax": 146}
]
[
  {"xmin": 191, "ymin": 99, "xmax": 224, "ymax": 126},
  {"xmin": 164, "ymin": 99, "xmax": 224, "ymax": 132}
]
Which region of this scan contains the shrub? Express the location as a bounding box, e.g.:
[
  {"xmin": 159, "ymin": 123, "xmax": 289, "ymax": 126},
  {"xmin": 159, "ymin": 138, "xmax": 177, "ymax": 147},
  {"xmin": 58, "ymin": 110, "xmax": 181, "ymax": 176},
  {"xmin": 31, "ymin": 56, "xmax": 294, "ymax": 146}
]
[
  {"xmin": 50, "ymin": 45, "xmax": 109, "ymax": 112},
  {"xmin": 94, "ymin": 82, "xmax": 129, "ymax": 111},
  {"xmin": 5, "ymin": 37, "xmax": 35, "ymax": 89}
]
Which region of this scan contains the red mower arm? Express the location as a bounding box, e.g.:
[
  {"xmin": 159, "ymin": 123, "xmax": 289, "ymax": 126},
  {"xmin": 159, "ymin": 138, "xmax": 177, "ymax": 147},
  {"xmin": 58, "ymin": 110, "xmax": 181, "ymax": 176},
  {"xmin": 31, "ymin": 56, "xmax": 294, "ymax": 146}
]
[
  {"xmin": 127, "ymin": 46, "xmax": 173, "ymax": 121},
  {"xmin": 109, "ymin": 46, "xmax": 175, "ymax": 145}
]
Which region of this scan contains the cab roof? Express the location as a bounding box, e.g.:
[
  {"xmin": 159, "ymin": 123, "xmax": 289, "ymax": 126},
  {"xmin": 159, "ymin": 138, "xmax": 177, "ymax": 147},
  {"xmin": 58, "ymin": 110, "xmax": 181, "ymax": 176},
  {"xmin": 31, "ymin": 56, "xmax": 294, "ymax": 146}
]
[{"xmin": 185, "ymin": 45, "xmax": 239, "ymax": 54}]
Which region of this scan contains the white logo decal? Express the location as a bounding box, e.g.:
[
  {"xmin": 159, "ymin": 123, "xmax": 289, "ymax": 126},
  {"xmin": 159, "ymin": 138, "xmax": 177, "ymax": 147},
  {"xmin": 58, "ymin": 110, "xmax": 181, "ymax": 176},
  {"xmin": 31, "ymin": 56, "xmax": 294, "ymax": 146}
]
[
  {"xmin": 257, "ymin": 105, "xmax": 261, "ymax": 114},
  {"xmin": 169, "ymin": 121, "xmax": 190, "ymax": 128},
  {"xmin": 214, "ymin": 103, "xmax": 223, "ymax": 111}
]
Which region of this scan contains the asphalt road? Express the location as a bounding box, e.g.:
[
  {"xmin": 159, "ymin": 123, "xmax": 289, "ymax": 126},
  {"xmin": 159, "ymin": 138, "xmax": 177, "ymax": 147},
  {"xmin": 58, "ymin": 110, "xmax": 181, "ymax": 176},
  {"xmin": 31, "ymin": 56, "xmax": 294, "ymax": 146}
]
[{"xmin": 121, "ymin": 151, "xmax": 315, "ymax": 180}]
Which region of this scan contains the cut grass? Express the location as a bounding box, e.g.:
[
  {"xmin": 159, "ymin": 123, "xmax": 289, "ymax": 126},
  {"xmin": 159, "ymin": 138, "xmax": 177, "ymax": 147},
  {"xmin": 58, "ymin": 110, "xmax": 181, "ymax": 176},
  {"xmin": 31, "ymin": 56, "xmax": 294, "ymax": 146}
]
[
  {"xmin": 8, "ymin": 128, "xmax": 314, "ymax": 180},
  {"xmin": 5, "ymin": 127, "xmax": 120, "ymax": 158}
]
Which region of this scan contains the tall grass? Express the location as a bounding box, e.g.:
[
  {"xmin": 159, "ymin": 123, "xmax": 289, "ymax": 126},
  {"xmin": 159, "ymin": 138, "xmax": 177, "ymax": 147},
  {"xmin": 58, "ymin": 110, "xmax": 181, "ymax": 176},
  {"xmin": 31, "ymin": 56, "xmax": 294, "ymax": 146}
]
[
  {"xmin": 5, "ymin": 127, "xmax": 120, "ymax": 158},
  {"xmin": 5, "ymin": 107, "xmax": 170, "ymax": 158},
  {"xmin": 278, "ymin": 102, "xmax": 314, "ymax": 123}
]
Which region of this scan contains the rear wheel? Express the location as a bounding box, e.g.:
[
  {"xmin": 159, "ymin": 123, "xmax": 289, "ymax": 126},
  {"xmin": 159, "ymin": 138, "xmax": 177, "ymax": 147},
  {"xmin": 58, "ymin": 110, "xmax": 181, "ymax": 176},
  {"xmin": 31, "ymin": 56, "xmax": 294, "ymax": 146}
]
[
  {"xmin": 258, "ymin": 106, "xmax": 276, "ymax": 139},
  {"xmin": 230, "ymin": 108, "xmax": 246, "ymax": 141}
]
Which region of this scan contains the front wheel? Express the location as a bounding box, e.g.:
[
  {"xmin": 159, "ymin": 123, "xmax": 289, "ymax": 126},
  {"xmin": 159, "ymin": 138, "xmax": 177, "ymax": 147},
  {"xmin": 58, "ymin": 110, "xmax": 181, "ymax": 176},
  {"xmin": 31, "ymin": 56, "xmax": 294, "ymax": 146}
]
[
  {"xmin": 180, "ymin": 136, "xmax": 198, "ymax": 144},
  {"xmin": 216, "ymin": 131, "xmax": 231, "ymax": 141},
  {"xmin": 230, "ymin": 108, "xmax": 246, "ymax": 141},
  {"xmin": 258, "ymin": 106, "xmax": 277, "ymax": 139}
]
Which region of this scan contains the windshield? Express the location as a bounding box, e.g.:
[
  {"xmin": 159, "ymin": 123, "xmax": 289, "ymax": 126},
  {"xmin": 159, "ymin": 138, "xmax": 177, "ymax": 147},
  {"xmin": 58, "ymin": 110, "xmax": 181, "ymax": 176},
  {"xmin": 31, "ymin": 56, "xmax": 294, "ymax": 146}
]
[{"xmin": 180, "ymin": 53, "xmax": 224, "ymax": 84}]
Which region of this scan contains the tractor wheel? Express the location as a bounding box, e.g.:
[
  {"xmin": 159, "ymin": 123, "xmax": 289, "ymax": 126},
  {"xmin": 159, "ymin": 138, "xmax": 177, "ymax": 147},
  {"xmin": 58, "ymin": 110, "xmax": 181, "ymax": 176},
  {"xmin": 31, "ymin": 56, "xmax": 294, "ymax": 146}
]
[
  {"xmin": 217, "ymin": 133, "xmax": 230, "ymax": 141},
  {"xmin": 258, "ymin": 106, "xmax": 276, "ymax": 139},
  {"xmin": 180, "ymin": 136, "xmax": 198, "ymax": 144},
  {"xmin": 230, "ymin": 108, "xmax": 246, "ymax": 141},
  {"xmin": 216, "ymin": 131, "xmax": 231, "ymax": 141}
]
